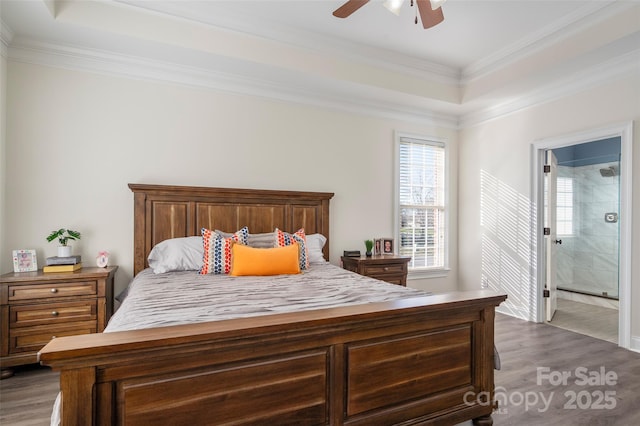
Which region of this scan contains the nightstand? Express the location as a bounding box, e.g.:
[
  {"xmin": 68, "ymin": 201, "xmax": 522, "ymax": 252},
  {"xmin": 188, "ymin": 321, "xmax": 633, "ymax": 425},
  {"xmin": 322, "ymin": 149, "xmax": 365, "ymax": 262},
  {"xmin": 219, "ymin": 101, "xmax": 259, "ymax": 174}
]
[
  {"xmin": 341, "ymin": 255, "xmax": 411, "ymax": 286},
  {"xmin": 0, "ymin": 266, "xmax": 117, "ymax": 378}
]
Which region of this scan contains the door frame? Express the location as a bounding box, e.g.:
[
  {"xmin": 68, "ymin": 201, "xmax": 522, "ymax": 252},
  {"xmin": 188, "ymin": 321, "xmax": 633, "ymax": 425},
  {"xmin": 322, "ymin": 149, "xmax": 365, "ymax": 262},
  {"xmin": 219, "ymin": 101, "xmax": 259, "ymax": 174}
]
[
  {"xmin": 531, "ymin": 122, "xmax": 633, "ymax": 349},
  {"xmin": 545, "ymin": 150, "xmax": 558, "ymax": 322}
]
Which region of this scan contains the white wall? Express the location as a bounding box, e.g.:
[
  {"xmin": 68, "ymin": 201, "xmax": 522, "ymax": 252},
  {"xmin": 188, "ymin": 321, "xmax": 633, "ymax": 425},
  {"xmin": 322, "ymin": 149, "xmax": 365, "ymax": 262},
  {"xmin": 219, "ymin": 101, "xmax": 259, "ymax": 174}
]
[
  {"xmin": 458, "ymin": 73, "xmax": 640, "ymax": 343},
  {"xmin": 2, "ymin": 61, "xmax": 459, "ymax": 296}
]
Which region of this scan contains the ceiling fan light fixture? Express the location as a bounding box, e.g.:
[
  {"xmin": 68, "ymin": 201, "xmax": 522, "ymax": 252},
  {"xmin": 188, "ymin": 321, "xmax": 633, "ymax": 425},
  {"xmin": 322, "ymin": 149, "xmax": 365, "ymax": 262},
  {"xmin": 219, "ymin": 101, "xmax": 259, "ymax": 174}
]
[
  {"xmin": 383, "ymin": 0, "xmax": 405, "ymax": 16},
  {"xmin": 333, "ymin": 0, "xmax": 444, "ymax": 29},
  {"xmin": 429, "ymin": 0, "xmax": 447, "ymax": 10}
]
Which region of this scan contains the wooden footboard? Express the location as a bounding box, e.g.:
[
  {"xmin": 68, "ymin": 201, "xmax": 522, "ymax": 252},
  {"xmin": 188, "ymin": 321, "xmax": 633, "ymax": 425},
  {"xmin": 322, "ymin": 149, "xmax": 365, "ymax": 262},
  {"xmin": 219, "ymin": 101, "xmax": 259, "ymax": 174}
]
[{"xmin": 39, "ymin": 290, "xmax": 506, "ymax": 426}]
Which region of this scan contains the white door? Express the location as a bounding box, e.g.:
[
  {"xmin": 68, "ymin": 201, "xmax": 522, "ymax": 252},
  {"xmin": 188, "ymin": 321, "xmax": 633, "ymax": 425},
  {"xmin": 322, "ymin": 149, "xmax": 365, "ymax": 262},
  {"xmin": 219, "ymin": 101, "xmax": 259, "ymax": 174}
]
[{"xmin": 545, "ymin": 150, "xmax": 558, "ymax": 322}]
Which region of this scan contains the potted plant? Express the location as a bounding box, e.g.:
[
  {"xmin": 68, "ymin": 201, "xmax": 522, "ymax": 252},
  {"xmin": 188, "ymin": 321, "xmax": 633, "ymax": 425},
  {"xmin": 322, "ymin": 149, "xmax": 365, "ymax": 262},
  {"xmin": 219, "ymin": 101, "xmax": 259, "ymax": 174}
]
[
  {"xmin": 46, "ymin": 228, "xmax": 81, "ymax": 257},
  {"xmin": 365, "ymin": 239, "xmax": 374, "ymax": 257}
]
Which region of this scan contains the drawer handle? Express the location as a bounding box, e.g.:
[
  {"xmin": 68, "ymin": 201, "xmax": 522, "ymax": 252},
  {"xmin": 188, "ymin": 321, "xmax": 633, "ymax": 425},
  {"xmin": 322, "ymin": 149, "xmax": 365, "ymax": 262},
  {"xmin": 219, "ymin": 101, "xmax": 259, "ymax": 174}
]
[
  {"xmin": 384, "ymin": 267, "xmax": 389, "ymax": 271},
  {"xmin": 51, "ymin": 336, "xmax": 56, "ymax": 339},
  {"xmin": 50, "ymin": 288, "xmax": 58, "ymax": 294},
  {"xmin": 51, "ymin": 311, "xmax": 59, "ymax": 317}
]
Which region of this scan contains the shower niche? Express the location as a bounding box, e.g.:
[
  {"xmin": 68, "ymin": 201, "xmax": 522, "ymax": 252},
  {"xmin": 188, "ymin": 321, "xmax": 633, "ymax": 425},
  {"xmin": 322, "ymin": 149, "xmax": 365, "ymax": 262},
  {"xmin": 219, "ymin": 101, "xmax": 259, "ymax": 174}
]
[{"xmin": 551, "ymin": 137, "xmax": 620, "ymax": 300}]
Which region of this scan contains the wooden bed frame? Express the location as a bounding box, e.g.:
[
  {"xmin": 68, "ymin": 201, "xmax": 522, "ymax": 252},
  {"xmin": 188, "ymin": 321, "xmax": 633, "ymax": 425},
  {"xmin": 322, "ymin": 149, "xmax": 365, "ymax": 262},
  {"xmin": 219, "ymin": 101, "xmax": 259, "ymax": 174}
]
[{"xmin": 39, "ymin": 184, "xmax": 506, "ymax": 426}]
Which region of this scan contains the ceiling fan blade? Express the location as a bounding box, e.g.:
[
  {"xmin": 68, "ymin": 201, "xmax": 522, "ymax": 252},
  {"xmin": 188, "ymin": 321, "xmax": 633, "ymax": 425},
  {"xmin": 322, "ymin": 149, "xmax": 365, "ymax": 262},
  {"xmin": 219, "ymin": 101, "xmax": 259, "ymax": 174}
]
[
  {"xmin": 415, "ymin": 0, "xmax": 444, "ymax": 29},
  {"xmin": 333, "ymin": 0, "xmax": 370, "ymax": 18}
]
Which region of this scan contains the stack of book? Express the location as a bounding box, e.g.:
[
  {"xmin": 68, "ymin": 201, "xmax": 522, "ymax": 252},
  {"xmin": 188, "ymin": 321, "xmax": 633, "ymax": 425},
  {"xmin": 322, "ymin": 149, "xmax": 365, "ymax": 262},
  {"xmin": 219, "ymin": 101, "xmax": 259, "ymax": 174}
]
[{"xmin": 43, "ymin": 255, "xmax": 82, "ymax": 273}]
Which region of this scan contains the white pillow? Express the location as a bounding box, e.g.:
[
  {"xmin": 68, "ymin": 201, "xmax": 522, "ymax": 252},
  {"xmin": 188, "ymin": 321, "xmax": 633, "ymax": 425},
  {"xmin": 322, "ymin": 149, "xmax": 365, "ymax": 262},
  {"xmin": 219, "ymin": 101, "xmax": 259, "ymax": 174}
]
[
  {"xmin": 147, "ymin": 236, "xmax": 203, "ymax": 274},
  {"xmin": 306, "ymin": 233, "xmax": 328, "ymax": 264}
]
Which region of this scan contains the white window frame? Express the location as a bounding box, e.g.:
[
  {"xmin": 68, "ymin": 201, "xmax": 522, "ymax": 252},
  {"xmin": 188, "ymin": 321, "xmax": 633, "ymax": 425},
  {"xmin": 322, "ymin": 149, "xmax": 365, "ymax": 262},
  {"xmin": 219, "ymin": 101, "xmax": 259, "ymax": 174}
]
[{"xmin": 394, "ymin": 132, "xmax": 450, "ymax": 279}]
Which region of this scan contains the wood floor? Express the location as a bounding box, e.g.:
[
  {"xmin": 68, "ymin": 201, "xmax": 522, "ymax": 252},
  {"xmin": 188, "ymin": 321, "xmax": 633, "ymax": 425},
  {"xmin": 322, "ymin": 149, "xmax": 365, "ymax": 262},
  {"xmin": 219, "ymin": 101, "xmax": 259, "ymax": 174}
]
[
  {"xmin": 479, "ymin": 313, "xmax": 639, "ymax": 425},
  {"xmin": 0, "ymin": 363, "xmax": 59, "ymax": 426},
  {"xmin": 1, "ymin": 313, "xmax": 639, "ymax": 426}
]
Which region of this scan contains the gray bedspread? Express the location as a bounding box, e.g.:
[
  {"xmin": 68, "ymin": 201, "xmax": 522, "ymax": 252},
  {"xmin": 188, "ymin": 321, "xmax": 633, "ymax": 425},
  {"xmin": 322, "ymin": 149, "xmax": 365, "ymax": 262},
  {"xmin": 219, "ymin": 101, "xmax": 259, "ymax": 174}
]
[{"xmin": 106, "ymin": 262, "xmax": 430, "ymax": 333}]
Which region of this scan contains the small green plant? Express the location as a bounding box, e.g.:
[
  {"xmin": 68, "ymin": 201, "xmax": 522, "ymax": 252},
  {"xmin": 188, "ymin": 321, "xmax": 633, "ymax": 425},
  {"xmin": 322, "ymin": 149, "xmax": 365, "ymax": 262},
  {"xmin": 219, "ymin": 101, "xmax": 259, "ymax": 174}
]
[
  {"xmin": 46, "ymin": 228, "xmax": 81, "ymax": 246},
  {"xmin": 365, "ymin": 239, "xmax": 374, "ymax": 252}
]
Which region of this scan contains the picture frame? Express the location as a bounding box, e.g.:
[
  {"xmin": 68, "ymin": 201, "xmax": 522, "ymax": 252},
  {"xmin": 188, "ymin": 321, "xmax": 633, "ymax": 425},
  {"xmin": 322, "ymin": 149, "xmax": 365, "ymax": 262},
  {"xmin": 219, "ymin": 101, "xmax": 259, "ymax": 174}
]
[
  {"xmin": 374, "ymin": 238, "xmax": 383, "ymax": 256},
  {"xmin": 13, "ymin": 249, "xmax": 38, "ymax": 272},
  {"xmin": 382, "ymin": 238, "xmax": 394, "ymax": 255}
]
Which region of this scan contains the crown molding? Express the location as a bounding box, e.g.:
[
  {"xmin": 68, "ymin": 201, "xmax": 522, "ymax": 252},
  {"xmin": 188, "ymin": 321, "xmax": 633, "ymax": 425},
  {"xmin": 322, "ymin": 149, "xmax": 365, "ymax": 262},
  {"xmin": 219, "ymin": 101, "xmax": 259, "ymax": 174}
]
[
  {"xmin": 7, "ymin": 27, "xmax": 636, "ymax": 132},
  {"xmin": 461, "ymin": 0, "xmax": 626, "ymax": 84},
  {"xmin": 459, "ymin": 49, "xmax": 640, "ymax": 128},
  {"xmin": 0, "ymin": 19, "xmax": 14, "ymax": 59},
  {"xmin": 7, "ymin": 38, "xmax": 459, "ymax": 129},
  {"xmin": 114, "ymin": 0, "xmax": 461, "ymax": 86},
  {"xmin": 222, "ymin": 16, "xmax": 462, "ymax": 87}
]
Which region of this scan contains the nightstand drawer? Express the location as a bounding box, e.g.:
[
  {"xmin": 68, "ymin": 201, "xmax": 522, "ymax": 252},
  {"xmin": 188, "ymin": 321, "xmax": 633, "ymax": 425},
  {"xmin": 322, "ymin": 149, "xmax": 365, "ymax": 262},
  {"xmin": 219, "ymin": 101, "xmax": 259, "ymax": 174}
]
[
  {"xmin": 9, "ymin": 321, "xmax": 97, "ymax": 354},
  {"xmin": 363, "ymin": 263, "xmax": 405, "ymax": 276},
  {"xmin": 8, "ymin": 281, "xmax": 97, "ymax": 301},
  {"xmin": 370, "ymin": 275, "xmax": 404, "ymax": 286},
  {"xmin": 10, "ymin": 301, "xmax": 97, "ymax": 328},
  {"xmin": 341, "ymin": 255, "xmax": 411, "ymax": 286}
]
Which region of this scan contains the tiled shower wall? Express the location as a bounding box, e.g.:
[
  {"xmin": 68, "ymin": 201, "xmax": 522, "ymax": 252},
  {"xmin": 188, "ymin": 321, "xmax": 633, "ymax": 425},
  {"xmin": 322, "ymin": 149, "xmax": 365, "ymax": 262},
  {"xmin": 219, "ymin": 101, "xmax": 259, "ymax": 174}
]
[{"xmin": 556, "ymin": 162, "xmax": 619, "ymax": 299}]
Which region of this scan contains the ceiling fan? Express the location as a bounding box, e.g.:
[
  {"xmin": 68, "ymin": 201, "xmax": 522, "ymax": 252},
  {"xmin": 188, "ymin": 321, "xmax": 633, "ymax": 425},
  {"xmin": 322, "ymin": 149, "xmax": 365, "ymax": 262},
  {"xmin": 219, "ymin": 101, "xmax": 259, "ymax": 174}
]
[{"xmin": 333, "ymin": 0, "xmax": 445, "ymax": 29}]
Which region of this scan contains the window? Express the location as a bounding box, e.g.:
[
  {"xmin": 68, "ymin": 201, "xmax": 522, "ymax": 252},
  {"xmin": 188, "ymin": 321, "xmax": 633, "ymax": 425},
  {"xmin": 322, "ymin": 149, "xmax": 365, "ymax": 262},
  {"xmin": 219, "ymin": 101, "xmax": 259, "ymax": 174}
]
[
  {"xmin": 396, "ymin": 134, "xmax": 447, "ymax": 272},
  {"xmin": 556, "ymin": 176, "xmax": 574, "ymax": 236}
]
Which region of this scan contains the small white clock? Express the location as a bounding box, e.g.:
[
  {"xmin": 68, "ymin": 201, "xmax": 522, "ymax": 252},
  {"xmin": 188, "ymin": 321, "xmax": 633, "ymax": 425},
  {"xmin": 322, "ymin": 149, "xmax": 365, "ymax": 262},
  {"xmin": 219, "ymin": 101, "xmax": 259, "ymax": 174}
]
[{"xmin": 96, "ymin": 251, "xmax": 109, "ymax": 268}]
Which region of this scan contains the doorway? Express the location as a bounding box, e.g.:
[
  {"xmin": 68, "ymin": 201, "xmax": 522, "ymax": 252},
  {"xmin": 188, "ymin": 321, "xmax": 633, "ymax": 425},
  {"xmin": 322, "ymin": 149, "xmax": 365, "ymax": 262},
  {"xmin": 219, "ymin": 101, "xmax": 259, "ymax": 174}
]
[
  {"xmin": 544, "ymin": 140, "xmax": 620, "ymax": 343},
  {"xmin": 532, "ymin": 122, "xmax": 632, "ymax": 349}
]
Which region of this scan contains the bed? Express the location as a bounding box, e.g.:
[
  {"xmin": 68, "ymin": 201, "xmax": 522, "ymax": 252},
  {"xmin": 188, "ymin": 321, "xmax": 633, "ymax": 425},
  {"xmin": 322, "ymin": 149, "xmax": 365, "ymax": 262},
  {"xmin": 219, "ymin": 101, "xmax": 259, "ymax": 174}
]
[{"xmin": 38, "ymin": 183, "xmax": 506, "ymax": 426}]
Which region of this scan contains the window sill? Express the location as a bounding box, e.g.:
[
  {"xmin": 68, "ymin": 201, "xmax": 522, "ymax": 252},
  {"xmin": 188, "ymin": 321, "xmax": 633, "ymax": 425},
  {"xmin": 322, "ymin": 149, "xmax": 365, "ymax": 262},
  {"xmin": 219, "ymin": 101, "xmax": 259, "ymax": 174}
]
[{"xmin": 408, "ymin": 268, "xmax": 450, "ymax": 280}]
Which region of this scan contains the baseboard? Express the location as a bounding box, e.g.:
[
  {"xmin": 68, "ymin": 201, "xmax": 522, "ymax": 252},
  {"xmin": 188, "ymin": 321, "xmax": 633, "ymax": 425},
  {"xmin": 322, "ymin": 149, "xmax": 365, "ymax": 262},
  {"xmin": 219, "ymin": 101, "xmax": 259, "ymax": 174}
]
[{"xmin": 629, "ymin": 336, "xmax": 640, "ymax": 353}]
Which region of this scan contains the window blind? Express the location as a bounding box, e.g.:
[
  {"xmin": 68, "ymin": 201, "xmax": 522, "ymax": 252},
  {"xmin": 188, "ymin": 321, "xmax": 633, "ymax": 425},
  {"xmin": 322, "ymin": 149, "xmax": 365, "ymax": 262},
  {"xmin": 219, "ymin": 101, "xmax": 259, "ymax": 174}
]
[{"xmin": 398, "ymin": 137, "xmax": 446, "ymax": 269}]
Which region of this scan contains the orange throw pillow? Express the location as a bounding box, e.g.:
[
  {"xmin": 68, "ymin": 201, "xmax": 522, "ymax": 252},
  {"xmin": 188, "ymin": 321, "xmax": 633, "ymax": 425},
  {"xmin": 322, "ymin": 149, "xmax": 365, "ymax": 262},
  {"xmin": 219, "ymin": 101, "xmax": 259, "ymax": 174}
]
[{"xmin": 230, "ymin": 243, "xmax": 301, "ymax": 276}]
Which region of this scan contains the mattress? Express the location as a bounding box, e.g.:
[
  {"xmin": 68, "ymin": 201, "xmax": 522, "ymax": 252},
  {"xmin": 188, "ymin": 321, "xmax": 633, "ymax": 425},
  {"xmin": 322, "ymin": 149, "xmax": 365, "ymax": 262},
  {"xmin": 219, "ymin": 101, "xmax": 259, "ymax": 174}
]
[{"xmin": 106, "ymin": 263, "xmax": 430, "ymax": 333}]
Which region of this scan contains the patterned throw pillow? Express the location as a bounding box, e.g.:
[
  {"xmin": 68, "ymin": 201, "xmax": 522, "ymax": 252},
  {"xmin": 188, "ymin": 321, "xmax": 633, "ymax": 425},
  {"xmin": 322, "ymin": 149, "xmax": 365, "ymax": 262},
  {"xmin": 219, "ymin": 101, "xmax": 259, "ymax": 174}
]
[
  {"xmin": 200, "ymin": 226, "xmax": 249, "ymax": 274},
  {"xmin": 275, "ymin": 228, "xmax": 309, "ymax": 270}
]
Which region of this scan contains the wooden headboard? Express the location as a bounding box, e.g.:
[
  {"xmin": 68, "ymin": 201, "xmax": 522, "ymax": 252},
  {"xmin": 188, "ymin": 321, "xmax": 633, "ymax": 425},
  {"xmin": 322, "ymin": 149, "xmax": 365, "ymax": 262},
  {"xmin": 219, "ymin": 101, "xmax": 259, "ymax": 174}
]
[{"xmin": 129, "ymin": 184, "xmax": 334, "ymax": 275}]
